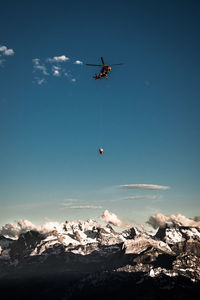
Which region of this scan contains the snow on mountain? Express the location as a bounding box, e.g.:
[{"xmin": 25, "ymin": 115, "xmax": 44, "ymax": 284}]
[
  {"xmin": 1, "ymin": 215, "xmax": 200, "ymax": 300},
  {"xmin": 0, "ymin": 215, "xmax": 200, "ymax": 286},
  {"xmin": 0, "ymin": 219, "xmax": 126, "ymax": 259},
  {"xmin": 154, "ymin": 224, "xmax": 200, "ymax": 244},
  {"xmin": 1, "ymin": 218, "xmax": 200, "ymax": 259},
  {"xmin": 124, "ymin": 235, "xmax": 173, "ymax": 255}
]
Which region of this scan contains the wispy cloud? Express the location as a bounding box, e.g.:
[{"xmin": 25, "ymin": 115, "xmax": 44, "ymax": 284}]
[
  {"xmin": 32, "ymin": 58, "xmax": 49, "ymax": 78},
  {"xmin": 64, "ymin": 71, "xmax": 76, "ymax": 82},
  {"xmin": 35, "ymin": 65, "xmax": 49, "ymax": 75},
  {"xmin": 35, "ymin": 77, "xmax": 46, "ymax": 85},
  {"xmin": 69, "ymin": 205, "xmax": 103, "ymax": 209},
  {"xmin": 60, "ymin": 198, "xmax": 103, "ymax": 210},
  {"xmin": 121, "ymin": 195, "xmax": 161, "ymax": 200},
  {"xmin": 120, "ymin": 184, "xmax": 170, "ymax": 190}
]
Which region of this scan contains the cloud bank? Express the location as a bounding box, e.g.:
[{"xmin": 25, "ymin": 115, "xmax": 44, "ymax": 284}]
[
  {"xmin": 1, "ymin": 213, "xmax": 200, "ymax": 239},
  {"xmin": 147, "ymin": 213, "xmax": 200, "ymax": 229},
  {"xmin": 0, "ymin": 220, "xmax": 65, "ymax": 239},
  {"xmin": 0, "ymin": 220, "xmax": 37, "ymax": 238},
  {"xmin": 120, "ymin": 184, "xmax": 170, "ymax": 190}
]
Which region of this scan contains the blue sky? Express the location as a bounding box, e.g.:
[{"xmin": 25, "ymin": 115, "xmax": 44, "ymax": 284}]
[{"xmin": 0, "ymin": 0, "xmax": 199, "ymax": 226}]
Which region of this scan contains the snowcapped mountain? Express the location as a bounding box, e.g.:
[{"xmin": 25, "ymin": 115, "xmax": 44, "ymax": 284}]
[
  {"xmin": 0, "ymin": 218, "xmax": 200, "ymax": 299},
  {"xmin": 0, "ymin": 219, "xmax": 125, "ymax": 259}
]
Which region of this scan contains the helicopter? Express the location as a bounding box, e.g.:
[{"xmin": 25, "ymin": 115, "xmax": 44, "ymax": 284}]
[{"xmin": 86, "ymin": 57, "xmax": 123, "ymax": 80}]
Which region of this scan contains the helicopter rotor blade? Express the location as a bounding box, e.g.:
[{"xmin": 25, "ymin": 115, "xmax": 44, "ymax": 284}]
[
  {"xmin": 86, "ymin": 64, "xmax": 102, "ymax": 67},
  {"xmin": 109, "ymin": 63, "xmax": 124, "ymax": 66},
  {"xmin": 101, "ymin": 57, "xmax": 105, "ymax": 65}
]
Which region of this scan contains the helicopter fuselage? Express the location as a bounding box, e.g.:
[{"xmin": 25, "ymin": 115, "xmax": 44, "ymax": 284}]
[{"xmin": 94, "ymin": 65, "xmax": 111, "ymax": 80}]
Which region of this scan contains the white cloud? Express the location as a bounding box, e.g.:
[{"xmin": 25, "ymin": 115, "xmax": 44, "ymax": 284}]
[
  {"xmin": 71, "ymin": 78, "xmax": 76, "ymax": 82},
  {"xmin": 0, "ymin": 45, "xmax": 14, "ymax": 56},
  {"xmin": 100, "ymin": 210, "xmax": 123, "ymax": 227},
  {"xmin": 32, "ymin": 58, "xmax": 40, "ymax": 65},
  {"xmin": 53, "ymin": 69, "xmax": 60, "ymax": 76},
  {"xmin": 0, "ymin": 45, "xmax": 14, "ymax": 67},
  {"xmin": 120, "ymin": 184, "xmax": 170, "ymax": 190},
  {"xmin": 54, "ymin": 70, "xmax": 60, "ymax": 76},
  {"xmin": 52, "ymin": 65, "xmax": 61, "ymax": 76},
  {"xmin": 0, "ymin": 46, "xmax": 7, "ymax": 52},
  {"xmin": 147, "ymin": 213, "xmax": 200, "ymax": 229},
  {"xmin": 74, "ymin": 60, "xmax": 83, "ymax": 65},
  {"xmin": 48, "ymin": 55, "xmax": 69, "ymax": 63},
  {"xmin": 4, "ymin": 48, "xmax": 14, "ymax": 56}
]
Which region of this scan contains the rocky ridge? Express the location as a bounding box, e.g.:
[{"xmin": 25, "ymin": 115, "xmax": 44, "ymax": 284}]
[{"xmin": 0, "ymin": 219, "xmax": 200, "ymax": 299}]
